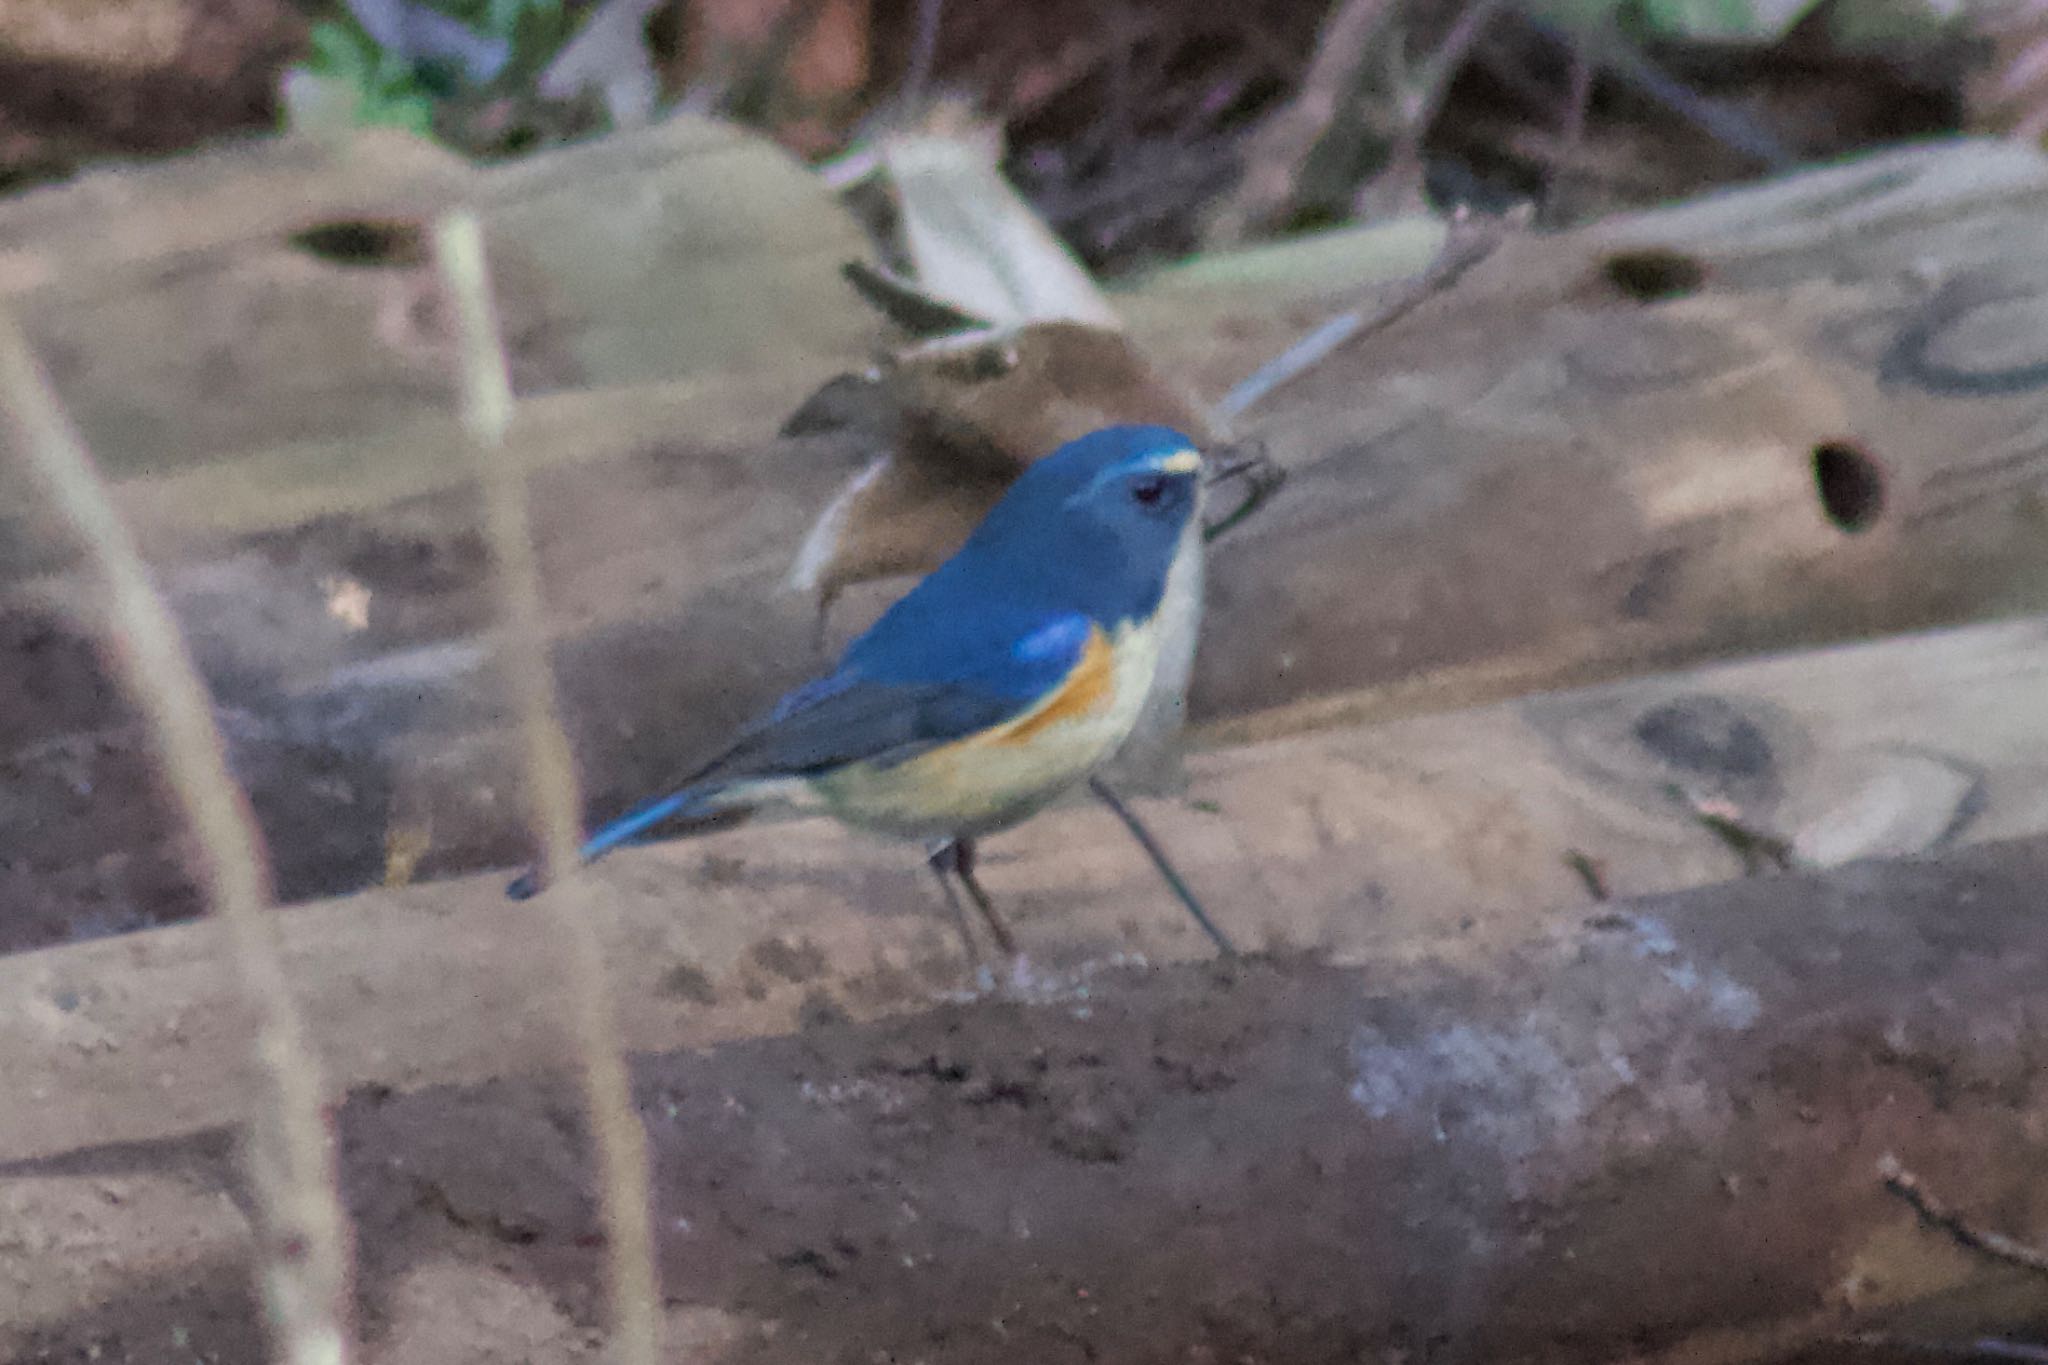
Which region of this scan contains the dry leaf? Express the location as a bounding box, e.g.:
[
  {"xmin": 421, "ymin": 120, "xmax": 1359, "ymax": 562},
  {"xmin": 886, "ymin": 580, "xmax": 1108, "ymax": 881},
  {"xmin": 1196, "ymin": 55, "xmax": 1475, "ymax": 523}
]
[{"xmin": 784, "ymin": 321, "xmax": 1214, "ymax": 602}]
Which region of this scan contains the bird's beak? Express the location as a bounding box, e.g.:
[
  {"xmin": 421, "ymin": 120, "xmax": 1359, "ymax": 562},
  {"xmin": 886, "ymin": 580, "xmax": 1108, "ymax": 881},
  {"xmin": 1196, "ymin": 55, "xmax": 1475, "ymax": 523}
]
[
  {"xmin": 1201, "ymin": 439, "xmax": 1287, "ymax": 542},
  {"xmin": 1203, "ymin": 438, "xmax": 1271, "ymax": 487}
]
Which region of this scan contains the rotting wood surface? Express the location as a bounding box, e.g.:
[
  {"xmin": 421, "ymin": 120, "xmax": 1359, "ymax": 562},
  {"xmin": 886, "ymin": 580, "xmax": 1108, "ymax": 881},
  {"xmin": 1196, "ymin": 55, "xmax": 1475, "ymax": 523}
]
[
  {"xmin": 5, "ymin": 834, "xmax": 2046, "ymax": 1363},
  {"xmin": 4, "ymin": 612, "xmax": 2046, "ymax": 1167}
]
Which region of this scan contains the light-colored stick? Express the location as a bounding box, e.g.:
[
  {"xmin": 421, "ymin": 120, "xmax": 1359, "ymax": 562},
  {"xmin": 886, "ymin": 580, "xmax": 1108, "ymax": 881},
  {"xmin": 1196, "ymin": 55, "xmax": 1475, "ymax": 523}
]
[
  {"xmin": 0, "ymin": 314, "xmax": 354, "ymax": 1365},
  {"xmin": 431, "ymin": 211, "xmax": 662, "ymax": 1365},
  {"xmin": 1879, "ymin": 1154, "xmax": 2048, "ymax": 1279}
]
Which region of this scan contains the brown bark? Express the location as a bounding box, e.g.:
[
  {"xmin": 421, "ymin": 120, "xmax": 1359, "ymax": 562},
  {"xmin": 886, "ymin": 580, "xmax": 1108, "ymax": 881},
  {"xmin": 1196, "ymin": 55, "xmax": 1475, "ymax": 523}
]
[
  {"xmin": 9, "ymin": 134, "xmax": 2048, "ymax": 926},
  {"xmin": 3, "ymin": 610, "xmax": 2047, "ymax": 1163},
  {"xmin": 5, "ymin": 828, "xmax": 2047, "ymax": 1362}
]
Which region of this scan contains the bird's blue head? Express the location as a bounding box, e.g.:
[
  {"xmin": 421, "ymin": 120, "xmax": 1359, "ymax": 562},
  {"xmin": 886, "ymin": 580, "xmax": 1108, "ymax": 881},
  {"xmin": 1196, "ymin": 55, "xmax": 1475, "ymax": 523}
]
[{"xmin": 946, "ymin": 424, "xmax": 1203, "ymax": 627}]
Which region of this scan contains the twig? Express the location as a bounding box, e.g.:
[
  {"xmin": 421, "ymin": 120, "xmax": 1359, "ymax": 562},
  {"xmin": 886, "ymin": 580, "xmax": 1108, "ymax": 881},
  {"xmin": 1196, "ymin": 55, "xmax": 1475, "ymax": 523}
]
[
  {"xmin": 1354, "ymin": 0, "xmax": 1510, "ymax": 219},
  {"xmin": 1564, "ymin": 849, "xmax": 1610, "ymax": 902},
  {"xmin": 1203, "ymin": 0, "xmax": 1401, "ymax": 244},
  {"xmin": 1840, "ymin": 1334, "xmax": 2048, "ymax": 1363},
  {"xmin": 1217, "ymin": 203, "xmax": 1518, "ymax": 420},
  {"xmin": 1878, "ymin": 1154, "xmax": 2048, "ymax": 1279},
  {"xmin": 1690, "ymin": 810, "xmax": 1793, "ymax": 876},
  {"xmin": 727, "ymin": 0, "xmax": 836, "ymax": 123},
  {"xmin": 536, "ymin": 0, "xmax": 664, "ymax": 126},
  {"xmin": 1520, "ymin": 14, "xmax": 1794, "ymax": 171},
  {"xmin": 840, "ymin": 260, "xmax": 993, "ymax": 337},
  {"xmin": 1091, "ymin": 3, "xmax": 1154, "ymax": 172},
  {"xmin": 432, "ymin": 213, "xmax": 662, "ymax": 1365},
  {"xmin": 1202, "ymin": 444, "xmax": 1288, "ymax": 543},
  {"xmin": 1035, "ymin": 137, "xmax": 1237, "ymax": 238},
  {"xmin": 900, "ymin": 0, "xmax": 945, "ymax": 112},
  {"xmin": 841, "ymin": 0, "xmax": 946, "ymax": 139},
  {"xmin": 0, "ymin": 316, "xmax": 354, "ymax": 1364},
  {"xmin": 1543, "ymin": 29, "xmax": 1595, "ymax": 223}
]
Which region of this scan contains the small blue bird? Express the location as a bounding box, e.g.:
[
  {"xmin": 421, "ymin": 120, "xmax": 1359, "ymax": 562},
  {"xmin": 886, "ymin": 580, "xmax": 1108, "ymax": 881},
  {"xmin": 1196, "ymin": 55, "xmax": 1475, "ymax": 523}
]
[{"xmin": 508, "ymin": 424, "xmax": 1235, "ymax": 957}]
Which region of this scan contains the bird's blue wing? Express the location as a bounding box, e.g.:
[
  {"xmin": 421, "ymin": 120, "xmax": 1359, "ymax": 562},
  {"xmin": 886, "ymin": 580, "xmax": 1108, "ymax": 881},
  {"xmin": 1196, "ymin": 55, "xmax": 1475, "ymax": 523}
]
[
  {"xmin": 507, "ymin": 609, "xmax": 1095, "ymax": 895},
  {"xmin": 696, "ymin": 610, "xmax": 1094, "ymax": 782}
]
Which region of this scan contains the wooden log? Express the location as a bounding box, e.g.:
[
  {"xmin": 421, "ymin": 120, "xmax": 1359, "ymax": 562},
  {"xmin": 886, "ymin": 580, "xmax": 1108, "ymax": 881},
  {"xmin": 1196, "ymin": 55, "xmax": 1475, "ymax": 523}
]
[
  {"xmin": 778, "ymin": 136, "xmax": 2048, "ymax": 742},
  {"xmin": 1170, "ymin": 143, "xmax": 2048, "ymax": 726},
  {"xmin": 4, "ymin": 613, "xmax": 2047, "ymax": 1165},
  {"xmin": 12, "ymin": 140, "xmax": 2048, "ymax": 916},
  {"xmin": 6, "ymin": 817, "xmax": 2048, "ymax": 1361},
  {"xmin": 0, "ymin": 118, "xmax": 878, "ymax": 576}
]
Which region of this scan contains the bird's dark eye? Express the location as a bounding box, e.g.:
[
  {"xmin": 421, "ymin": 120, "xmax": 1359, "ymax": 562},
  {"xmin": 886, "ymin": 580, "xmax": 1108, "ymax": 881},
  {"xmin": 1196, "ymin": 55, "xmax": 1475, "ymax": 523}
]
[{"xmin": 1130, "ymin": 476, "xmax": 1168, "ymax": 507}]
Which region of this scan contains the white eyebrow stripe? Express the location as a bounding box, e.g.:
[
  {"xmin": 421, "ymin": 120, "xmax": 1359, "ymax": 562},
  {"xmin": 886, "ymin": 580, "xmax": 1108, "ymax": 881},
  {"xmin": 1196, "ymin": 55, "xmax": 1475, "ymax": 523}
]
[{"xmin": 1066, "ymin": 446, "xmax": 1203, "ymax": 504}]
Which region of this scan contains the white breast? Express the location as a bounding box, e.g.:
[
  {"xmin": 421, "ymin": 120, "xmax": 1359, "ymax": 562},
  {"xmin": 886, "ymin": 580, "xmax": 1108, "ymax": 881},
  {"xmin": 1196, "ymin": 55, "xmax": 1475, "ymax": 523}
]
[
  {"xmin": 802, "ymin": 499, "xmax": 1204, "ymax": 841},
  {"xmin": 1103, "ymin": 497, "xmax": 1206, "ymax": 787},
  {"xmin": 809, "ymin": 608, "xmax": 1171, "ymax": 842}
]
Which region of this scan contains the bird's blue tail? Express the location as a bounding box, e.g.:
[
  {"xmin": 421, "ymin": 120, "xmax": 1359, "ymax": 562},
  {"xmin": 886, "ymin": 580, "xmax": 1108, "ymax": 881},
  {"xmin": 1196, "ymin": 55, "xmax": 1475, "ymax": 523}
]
[{"xmin": 504, "ymin": 783, "xmax": 727, "ymax": 900}]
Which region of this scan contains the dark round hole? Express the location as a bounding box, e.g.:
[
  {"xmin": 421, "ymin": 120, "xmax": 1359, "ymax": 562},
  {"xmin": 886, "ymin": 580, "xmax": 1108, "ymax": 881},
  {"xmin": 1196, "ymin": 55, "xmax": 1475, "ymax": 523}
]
[
  {"xmin": 1601, "ymin": 248, "xmax": 1708, "ymax": 303},
  {"xmin": 1633, "ymin": 696, "xmax": 1773, "ymax": 780},
  {"xmin": 1812, "ymin": 441, "xmax": 1885, "ymax": 533},
  {"xmin": 287, "ymin": 218, "xmax": 427, "ymax": 268}
]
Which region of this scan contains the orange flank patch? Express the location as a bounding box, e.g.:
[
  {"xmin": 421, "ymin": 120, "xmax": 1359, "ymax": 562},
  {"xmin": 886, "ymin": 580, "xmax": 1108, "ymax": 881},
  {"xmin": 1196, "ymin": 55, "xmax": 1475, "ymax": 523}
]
[{"xmin": 994, "ymin": 625, "xmax": 1115, "ymax": 743}]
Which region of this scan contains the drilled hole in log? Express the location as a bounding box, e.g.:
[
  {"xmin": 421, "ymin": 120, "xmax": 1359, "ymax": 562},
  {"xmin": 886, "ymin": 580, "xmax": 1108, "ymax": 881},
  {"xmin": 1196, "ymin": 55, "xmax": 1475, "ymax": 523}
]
[
  {"xmin": 288, "ymin": 219, "xmax": 427, "ymax": 267},
  {"xmin": 1601, "ymin": 249, "xmax": 1707, "ymax": 302},
  {"xmin": 1812, "ymin": 441, "xmax": 1886, "ymax": 533}
]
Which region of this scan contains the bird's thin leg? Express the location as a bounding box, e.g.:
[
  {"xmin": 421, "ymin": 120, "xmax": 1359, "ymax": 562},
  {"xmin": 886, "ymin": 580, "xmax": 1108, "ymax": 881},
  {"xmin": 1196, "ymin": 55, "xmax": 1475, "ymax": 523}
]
[
  {"xmin": 1088, "ymin": 776, "xmax": 1239, "ymax": 957},
  {"xmin": 926, "ymin": 839, "xmax": 985, "ymax": 965},
  {"xmin": 948, "ymin": 838, "xmax": 1019, "ymax": 957}
]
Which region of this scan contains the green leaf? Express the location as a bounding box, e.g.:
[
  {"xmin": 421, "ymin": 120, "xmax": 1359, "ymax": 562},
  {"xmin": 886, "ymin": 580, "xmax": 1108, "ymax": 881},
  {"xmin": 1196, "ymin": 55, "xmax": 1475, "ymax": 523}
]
[
  {"xmin": 1827, "ymin": 0, "xmax": 1965, "ymax": 47},
  {"xmin": 1636, "ymin": 0, "xmax": 1821, "ymax": 40},
  {"xmin": 1521, "ymin": 0, "xmax": 1633, "ymax": 30},
  {"xmin": 279, "ymin": 67, "xmax": 370, "ymax": 133},
  {"xmin": 486, "ymin": 0, "xmax": 563, "ymax": 40},
  {"xmin": 307, "ymin": 20, "xmax": 373, "ymax": 78},
  {"xmin": 361, "ymin": 87, "xmax": 439, "ymax": 133},
  {"xmin": 1536, "ymin": 0, "xmax": 1823, "ymax": 39},
  {"xmin": 486, "ymin": 0, "xmax": 529, "ymax": 36}
]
